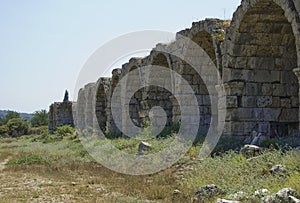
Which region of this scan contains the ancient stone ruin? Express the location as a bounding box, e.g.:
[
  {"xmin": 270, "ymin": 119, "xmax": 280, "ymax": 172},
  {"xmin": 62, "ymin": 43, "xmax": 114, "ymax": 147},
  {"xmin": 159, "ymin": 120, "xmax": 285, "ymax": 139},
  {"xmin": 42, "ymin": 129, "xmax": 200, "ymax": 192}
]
[
  {"xmin": 48, "ymin": 91, "xmax": 74, "ymax": 133},
  {"xmin": 49, "ymin": 0, "xmax": 300, "ymax": 142}
]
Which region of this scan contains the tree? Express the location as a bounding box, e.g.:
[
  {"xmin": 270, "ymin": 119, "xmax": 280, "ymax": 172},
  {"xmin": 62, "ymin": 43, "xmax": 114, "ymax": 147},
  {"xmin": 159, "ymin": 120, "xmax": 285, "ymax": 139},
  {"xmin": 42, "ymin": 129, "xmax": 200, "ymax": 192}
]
[
  {"xmin": 31, "ymin": 110, "xmax": 49, "ymax": 127},
  {"xmin": 0, "ymin": 118, "xmax": 5, "ymax": 126},
  {"xmin": 7, "ymin": 118, "xmax": 29, "ymax": 137},
  {"xmin": 63, "ymin": 90, "xmax": 69, "ymax": 102},
  {"xmin": 0, "ymin": 111, "xmax": 20, "ymax": 126},
  {"xmin": 5, "ymin": 111, "xmax": 20, "ymax": 123}
]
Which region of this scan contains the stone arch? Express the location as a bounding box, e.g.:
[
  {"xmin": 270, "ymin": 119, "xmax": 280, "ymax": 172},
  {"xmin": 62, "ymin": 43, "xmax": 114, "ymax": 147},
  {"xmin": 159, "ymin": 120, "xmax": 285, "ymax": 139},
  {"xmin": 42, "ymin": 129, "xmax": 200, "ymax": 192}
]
[
  {"xmin": 145, "ymin": 52, "xmax": 175, "ymax": 128},
  {"xmin": 107, "ymin": 69, "xmax": 122, "ymax": 136},
  {"xmin": 84, "ymin": 83, "xmax": 96, "ymax": 134},
  {"xmin": 177, "ymin": 19, "xmax": 229, "ymax": 74},
  {"xmin": 95, "ymin": 78, "xmax": 110, "ymax": 134},
  {"xmin": 122, "ymin": 61, "xmax": 141, "ymax": 134},
  {"xmin": 191, "ymin": 31, "xmax": 218, "ymax": 66},
  {"xmin": 222, "ymin": 0, "xmax": 300, "ymax": 137},
  {"xmin": 76, "ymin": 88, "xmax": 86, "ymax": 131}
]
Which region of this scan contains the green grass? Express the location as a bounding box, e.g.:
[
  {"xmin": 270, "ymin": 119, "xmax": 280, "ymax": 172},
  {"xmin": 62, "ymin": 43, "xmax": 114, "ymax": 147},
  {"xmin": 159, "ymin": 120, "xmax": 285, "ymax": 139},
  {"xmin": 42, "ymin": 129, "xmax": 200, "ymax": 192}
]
[{"xmin": 0, "ymin": 131, "xmax": 299, "ymax": 202}]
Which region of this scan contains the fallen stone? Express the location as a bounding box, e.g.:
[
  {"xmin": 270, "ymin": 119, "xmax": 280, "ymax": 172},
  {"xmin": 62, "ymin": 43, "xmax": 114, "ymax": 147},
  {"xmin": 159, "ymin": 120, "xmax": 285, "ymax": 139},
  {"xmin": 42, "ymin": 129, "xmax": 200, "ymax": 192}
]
[
  {"xmin": 262, "ymin": 188, "xmax": 300, "ymax": 203},
  {"xmin": 138, "ymin": 141, "xmax": 152, "ymax": 155},
  {"xmin": 254, "ymin": 188, "xmax": 269, "ymax": 197},
  {"xmin": 295, "ymin": 146, "xmax": 300, "ymax": 150},
  {"xmin": 173, "ymin": 189, "xmax": 181, "ymax": 195},
  {"xmin": 228, "ymin": 191, "xmax": 247, "ymax": 200},
  {"xmin": 289, "ymin": 196, "xmax": 300, "ymax": 203},
  {"xmin": 194, "ymin": 184, "xmax": 224, "ymax": 200},
  {"xmin": 269, "ymin": 164, "xmax": 285, "ymax": 174},
  {"xmin": 276, "ymin": 188, "xmax": 299, "ymax": 199},
  {"xmin": 240, "ymin": 144, "xmax": 261, "ymax": 155},
  {"xmin": 217, "ymin": 199, "xmax": 241, "ymax": 203}
]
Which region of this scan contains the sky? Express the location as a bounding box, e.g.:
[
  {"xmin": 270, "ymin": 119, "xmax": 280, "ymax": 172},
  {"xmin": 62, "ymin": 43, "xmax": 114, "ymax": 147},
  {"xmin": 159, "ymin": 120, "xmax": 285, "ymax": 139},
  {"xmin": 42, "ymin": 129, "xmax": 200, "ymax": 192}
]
[{"xmin": 0, "ymin": 0, "xmax": 241, "ymax": 113}]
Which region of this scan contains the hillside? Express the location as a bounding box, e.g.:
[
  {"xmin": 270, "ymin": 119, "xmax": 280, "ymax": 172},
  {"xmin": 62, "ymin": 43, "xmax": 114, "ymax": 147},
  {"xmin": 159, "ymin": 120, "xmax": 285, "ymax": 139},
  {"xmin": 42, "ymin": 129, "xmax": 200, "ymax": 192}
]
[{"xmin": 0, "ymin": 110, "xmax": 33, "ymax": 120}]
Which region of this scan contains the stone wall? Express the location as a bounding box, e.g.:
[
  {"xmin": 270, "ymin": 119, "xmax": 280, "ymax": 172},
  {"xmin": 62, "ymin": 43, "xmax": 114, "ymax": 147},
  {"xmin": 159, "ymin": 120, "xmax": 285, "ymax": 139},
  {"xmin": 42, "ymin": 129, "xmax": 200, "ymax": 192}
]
[
  {"xmin": 222, "ymin": 0, "xmax": 300, "ymax": 137},
  {"xmin": 54, "ymin": 0, "xmax": 300, "ymax": 140},
  {"xmin": 48, "ymin": 101, "xmax": 74, "ymax": 133}
]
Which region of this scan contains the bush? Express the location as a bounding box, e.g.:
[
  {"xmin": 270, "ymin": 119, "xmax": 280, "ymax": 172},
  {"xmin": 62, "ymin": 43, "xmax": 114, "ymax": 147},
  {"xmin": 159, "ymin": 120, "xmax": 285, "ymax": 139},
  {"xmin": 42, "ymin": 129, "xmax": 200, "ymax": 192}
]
[
  {"xmin": 0, "ymin": 111, "xmax": 20, "ymax": 126},
  {"xmin": 55, "ymin": 125, "xmax": 75, "ymax": 137},
  {"xmin": 0, "ymin": 125, "xmax": 8, "ymax": 136},
  {"xmin": 6, "ymin": 118, "xmax": 29, "ymax": 137},
  {"xmin": 31, "ymin": 110, "xmax": 48, "ymax": 127},
  {"xmin": 29, "ymin": 126, "xmax": 48, "ymax": 135}
]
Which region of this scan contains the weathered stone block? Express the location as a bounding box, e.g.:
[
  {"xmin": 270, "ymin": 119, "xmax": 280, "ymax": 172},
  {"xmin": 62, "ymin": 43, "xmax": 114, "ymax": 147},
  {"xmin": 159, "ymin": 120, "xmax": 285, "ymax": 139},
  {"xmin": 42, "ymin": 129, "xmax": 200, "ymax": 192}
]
[
  {"xmin": 291, "ymin": 97, "xmax": 299, "ymax": 107},
  {"xmin": 254, "ymin": 70, "xmax": 280, "ymax": 83},
  {"xmin": 262, "ymin": 108, "xmax": 281, "ymax": 121},
  {"xmin": 231, "ymin": 122, "xmax": 244, "ymax": 136},
  {"xmin": 258, "ymin": 122, "xmax": 270, "ymax": 134},
  {"xmin": 257, "ymin": 96, "xmax": 272, "ymax": 108},
  {"xmin": 271, "ymin": 97, "xmax": 281, "ymax": 108},
  {"xmin": 262, "ymin": 83, "xmax": 273, "ymax": 95},
  {"xmin": 245, "ymin": 83, "xmax": 259, "ymax": 95},
  {"xmin": 242, "ymin": 96, "xmax": 257, "ymax": 107},
  {"xmin": 280, "ymin": 98, "xmax": 291, "ymax": 108},
  {"xmin": 226, "ymin": 96, "xmax": 238, "ymax": 108},
  {"xmin": 279, "ymin": 109, "xmax": 298, "ymax": 122},
  {"xmin": 244, "ymin": 122, "xmax": 256, "ymax": 135},
  {"xmin": 224, "ymin": 82, "xmax": 245, "ymax": 96},
  {"xmin": 273, "ymin": 84, "xmax": 286, "ymax": 96}
]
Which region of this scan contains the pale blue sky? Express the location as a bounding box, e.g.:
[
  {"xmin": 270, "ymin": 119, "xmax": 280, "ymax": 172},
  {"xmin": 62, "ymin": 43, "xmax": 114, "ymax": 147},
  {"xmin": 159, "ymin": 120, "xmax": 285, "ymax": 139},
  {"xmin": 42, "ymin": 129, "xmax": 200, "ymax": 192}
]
[{"xmin": 0, "ymin": 0, "xmax": 241, "ymax": 113}]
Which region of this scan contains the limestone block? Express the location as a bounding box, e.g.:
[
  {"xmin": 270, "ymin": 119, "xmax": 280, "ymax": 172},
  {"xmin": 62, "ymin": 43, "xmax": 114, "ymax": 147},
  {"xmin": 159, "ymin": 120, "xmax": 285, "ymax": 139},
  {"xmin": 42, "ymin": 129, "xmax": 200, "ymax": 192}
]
[
  {"xmin": 254, "ymin": 70, "xmax": 280, "ymax": 83},
  {"xmin": 275, "ymin": 58, "xmax": 285, "ymax": 70},
  {"xmin": 258, "ymin": 122, "xmax": 270, "ymax": 134},
  {"xmin": 244, "ymin": 122, "xmax": 256, "ymax": 135},
  {"xmin": 245, "ymin": 83, "xmax": 259, "ymax": 95},
  {"xmin": 226, "ymin": 96, "xmax": 238, "ymax": 108},
  {"xmin": 279, "ymin": 109, "xmax": 298, "ymax": 122},
  {"xmin": 271, "ymin": 34, "xmax": 284, "ymax": 46},
  {"xmin": 231, "ymin": 122, "xmax": 244, "ymax": 136},
  {"xmin": 231, "ymin": 69, "xmax": 254, "ymax": 82},
  {"xmin": 224, "ymin": 82, "xmax": 245, "ymax": 96},
  {"xmin": 262, "ymin": 108, "xmax": 281, "ymax": 121},
  {"xmin": 235, "ymin": 57, "xmax": 248, "ymax": 68},
  {"xmin": 255, "ymin": 57, "xmax": 275, "ymax": 70},
  {"xmin": 271, "ymin": 97, "xmax": 281, "ymax": 108},
  {"xmin": 242, "ymin": 96, "xmax": 257, "ymax": 107},
  {"xmin": 273, "ymin": 84, "xmax": 286, "ymax": 96},
  {"xmin": 287, "ymin": 84, "xmax": 299, "ymax": 96},
  {"xmin": 227, "ymin": 108, "xmax": 263, "ymax": 122},
  {"xmin": 281, "ymin": 71, "xmax": 298, "ymax": 84},
  {"xmin": 291, "ymin": 97, "xmax": 299, "ymax": 107},
  {"xmin": 261, "ymin": 83, "xmax": 273, "ymax": 95},
  {"xmin": 257, "ymin": 96, "xmax": 272, "ymax": 108},
  {"xmin": 280, "ymin": 98, "xmax": 292, "ymax": 108}
]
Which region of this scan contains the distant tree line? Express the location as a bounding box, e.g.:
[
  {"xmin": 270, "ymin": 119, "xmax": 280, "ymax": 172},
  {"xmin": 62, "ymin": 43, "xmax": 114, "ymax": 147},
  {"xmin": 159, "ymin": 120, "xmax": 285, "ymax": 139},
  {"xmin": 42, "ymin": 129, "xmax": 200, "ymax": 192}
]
[{"xmin": 0, "ymin": 110, "xmax": 49, "ymax": 137}]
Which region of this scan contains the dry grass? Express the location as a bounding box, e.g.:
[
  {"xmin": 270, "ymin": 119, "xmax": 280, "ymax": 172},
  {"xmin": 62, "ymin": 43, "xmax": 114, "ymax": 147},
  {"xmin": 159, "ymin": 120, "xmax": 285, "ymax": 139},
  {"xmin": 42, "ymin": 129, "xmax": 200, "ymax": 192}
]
[{"xmin": 0, "ymin": 134, "xmax": 299, "ymax": 202}]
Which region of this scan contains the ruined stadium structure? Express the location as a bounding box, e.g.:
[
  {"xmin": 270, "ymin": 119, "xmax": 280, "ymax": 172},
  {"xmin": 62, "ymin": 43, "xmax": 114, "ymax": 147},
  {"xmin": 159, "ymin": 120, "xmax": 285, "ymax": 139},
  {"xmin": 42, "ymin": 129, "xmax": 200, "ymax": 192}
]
[{"xmin": 49, "ymin": 0, "xmax": 300, "ymax": 140}]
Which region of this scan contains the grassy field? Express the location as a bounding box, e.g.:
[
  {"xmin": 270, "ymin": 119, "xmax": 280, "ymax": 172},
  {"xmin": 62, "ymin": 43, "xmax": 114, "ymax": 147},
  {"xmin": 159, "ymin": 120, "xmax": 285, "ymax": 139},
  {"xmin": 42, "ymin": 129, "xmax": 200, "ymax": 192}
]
[{"xmin": 0, "ymin": 131, "xmax": 299, "ymax": 202}]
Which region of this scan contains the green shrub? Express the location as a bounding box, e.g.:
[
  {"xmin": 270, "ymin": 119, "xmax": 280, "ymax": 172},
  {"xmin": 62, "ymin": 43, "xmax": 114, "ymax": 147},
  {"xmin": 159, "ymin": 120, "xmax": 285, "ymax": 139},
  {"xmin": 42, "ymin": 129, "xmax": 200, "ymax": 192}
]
[
  {"xmin": 29, "ymin": 126, "xmax": 48, "ymax": 135},
  {"xmin": 55, "ymin": 125, "xmax": 75, "ymax": 137},
  {"xmin": 6, "ymin": 118, "xmax": 29, "ymax": 137},
  {"xmin": 0, "ymin": 125, "xmax": 8, "ymax": 136},
  {"xmin": 4, "ymin": 111, "xmax": 20, "ymax": 124},
  {"xmin": 31, "ymin": 110, "xmax": 48, "ymax": 127}
]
